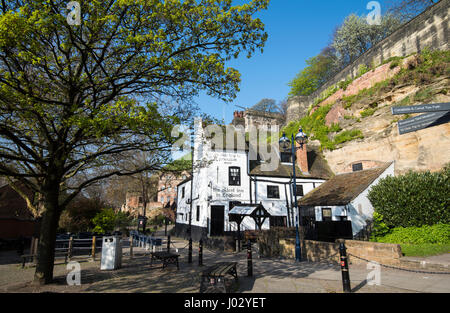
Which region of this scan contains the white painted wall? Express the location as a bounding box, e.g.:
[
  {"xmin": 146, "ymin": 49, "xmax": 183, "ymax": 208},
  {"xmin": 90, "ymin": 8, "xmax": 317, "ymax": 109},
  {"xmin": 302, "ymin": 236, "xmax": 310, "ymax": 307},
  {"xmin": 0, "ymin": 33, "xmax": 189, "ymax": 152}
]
[
  {"xmin": 348, "ymin": 162, "xmax": 395, "ymax": 236},
  {"xmin": 176, "ymin": 119, "xmax": 327, "ymax": 235}
]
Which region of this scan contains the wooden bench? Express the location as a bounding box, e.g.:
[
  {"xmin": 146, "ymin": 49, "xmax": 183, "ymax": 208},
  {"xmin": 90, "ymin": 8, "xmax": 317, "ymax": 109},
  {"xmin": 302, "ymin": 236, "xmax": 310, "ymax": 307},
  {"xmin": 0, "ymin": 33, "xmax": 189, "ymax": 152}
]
[
  {"xmin": 199, "ymin": 262, "xmax": 238, "ymax": 293},
  {"xmin": 21, "ymin": 251, "xmax": 69, "ymax": 268},
  {"xmin": 21, "ymin": 254, "xmax": 36, "ymax": 268},
  {"xmin": 150, "ymin": 252, "xmax": 180, "ymax": 270}
]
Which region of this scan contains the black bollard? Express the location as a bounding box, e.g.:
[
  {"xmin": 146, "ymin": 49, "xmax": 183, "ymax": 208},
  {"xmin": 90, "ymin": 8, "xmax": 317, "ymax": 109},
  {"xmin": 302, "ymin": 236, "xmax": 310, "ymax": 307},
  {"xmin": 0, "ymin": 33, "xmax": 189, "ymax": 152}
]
[
  {"xmin": 247, "ymin": 240, "xmax": 253, "ymax": 277},
  {"xmin": 339, "ymin": 242, "xmax": 351, "ymax": 293},
  {"xmin": 198, "ymin": 239, "xmax": 203, "ymax": 266},
  {"xmin": 167, "ymin": 235, "xmax": 171, "ymax": 253},
  {"xmin": 188, "ymin": 238, "xmax": 193, "ymax": 263}
]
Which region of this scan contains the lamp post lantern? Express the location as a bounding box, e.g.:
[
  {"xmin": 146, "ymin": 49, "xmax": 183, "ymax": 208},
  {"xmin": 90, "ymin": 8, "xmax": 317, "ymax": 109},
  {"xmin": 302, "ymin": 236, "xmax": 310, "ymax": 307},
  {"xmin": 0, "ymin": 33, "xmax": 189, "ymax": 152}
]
[{"xmin": 279, "ymin": 128, "xmax": 308, "ymax": 262}]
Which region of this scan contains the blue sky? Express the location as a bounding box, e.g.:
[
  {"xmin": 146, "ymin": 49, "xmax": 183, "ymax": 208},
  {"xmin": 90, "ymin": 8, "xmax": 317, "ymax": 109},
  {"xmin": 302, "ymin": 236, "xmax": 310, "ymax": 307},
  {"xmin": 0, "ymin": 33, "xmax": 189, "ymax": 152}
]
[{"xmin": 195, "ymin": 0, "xmax": 392, "ymax": 124}]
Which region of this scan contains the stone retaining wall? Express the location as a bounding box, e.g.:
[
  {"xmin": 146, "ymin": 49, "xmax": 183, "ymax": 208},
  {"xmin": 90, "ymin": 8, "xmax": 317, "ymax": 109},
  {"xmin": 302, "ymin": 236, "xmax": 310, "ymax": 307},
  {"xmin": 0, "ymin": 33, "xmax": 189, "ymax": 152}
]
[
  {"xmin": 279, "ymin": 239, "xmax": 403, "ymax": 265},
  {"xmin": 287, "ymin": 0, "xmax": 449, "ymax": 122}
]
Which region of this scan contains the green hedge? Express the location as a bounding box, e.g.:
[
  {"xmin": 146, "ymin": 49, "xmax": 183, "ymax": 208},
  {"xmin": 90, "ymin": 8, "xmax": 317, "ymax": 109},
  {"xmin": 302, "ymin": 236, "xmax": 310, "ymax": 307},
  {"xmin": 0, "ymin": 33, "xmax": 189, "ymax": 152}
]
[
  {"xmin": 368, "ymin": 165, "xmax": 450, "ymax": 228},
  {"xmin": 375, "ymin": 224, "xmax": 450, "ymax": 245}
]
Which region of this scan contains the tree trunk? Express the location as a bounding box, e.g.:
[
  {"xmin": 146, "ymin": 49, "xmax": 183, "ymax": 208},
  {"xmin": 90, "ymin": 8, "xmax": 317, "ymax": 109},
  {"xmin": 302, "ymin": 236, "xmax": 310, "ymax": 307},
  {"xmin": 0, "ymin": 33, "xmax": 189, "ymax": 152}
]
[{"xmin": 33, "ymin": 186, "xmax": 62, "ymax": 285}]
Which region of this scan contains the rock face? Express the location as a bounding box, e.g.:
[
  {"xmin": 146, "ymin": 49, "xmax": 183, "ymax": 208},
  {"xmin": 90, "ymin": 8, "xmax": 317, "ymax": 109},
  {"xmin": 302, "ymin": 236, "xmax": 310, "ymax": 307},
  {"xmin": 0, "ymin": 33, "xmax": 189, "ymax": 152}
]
[
  {"xmin": 323, "ymin": 82, "xmax": 450, "ymax": 175},
  {"xmin": 305, "ymin": 61, "xmax": 450, "ymax": 175},
  {"xmin": 324, "ymin": 122, "xmax": 450, "ymax": 175}
]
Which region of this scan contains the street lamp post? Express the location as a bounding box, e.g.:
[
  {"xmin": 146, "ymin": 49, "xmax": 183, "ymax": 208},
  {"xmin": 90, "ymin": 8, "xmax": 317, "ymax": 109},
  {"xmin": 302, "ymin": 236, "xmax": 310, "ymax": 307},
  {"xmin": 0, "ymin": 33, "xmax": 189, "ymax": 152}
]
[{"xmin": 279, "ymin": 128, "xmax": 308, "ymax": 262}]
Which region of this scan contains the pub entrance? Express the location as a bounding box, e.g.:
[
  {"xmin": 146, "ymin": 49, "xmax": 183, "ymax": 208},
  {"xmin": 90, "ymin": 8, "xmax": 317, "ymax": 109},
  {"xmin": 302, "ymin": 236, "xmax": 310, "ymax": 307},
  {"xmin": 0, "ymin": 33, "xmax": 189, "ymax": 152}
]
[{"xmin": 210, "ymin": 205, "xmax": 225, "ymax": 236}]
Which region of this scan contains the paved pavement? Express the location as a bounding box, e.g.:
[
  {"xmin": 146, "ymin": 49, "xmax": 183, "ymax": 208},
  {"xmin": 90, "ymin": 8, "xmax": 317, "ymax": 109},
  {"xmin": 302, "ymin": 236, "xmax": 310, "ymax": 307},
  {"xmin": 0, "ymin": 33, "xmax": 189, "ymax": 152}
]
[
  {"xmin": 402, "ymin": 253, "xmax": 450, "ymax": 268},
  {"xmin": 0, "ymin": 233, "xmax": 449, "ymax": 293}
]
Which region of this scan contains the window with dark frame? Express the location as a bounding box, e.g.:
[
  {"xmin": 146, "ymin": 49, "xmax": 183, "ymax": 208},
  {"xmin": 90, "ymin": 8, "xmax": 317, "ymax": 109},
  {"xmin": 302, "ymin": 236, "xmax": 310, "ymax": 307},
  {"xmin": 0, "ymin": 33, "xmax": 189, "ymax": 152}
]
[
  {"xmin": 182, "ymin": 186, "xmax": 185, "ymax": 198},
  {"xmin": 229, "ymin": 167, "xmax": 241, "ymax": 186},
  {"xmin": 352, "ymin": 163, "xmax": 363, "ymax": 172},
  {"xmin": 322, "ymin": 208, "xmax": 332, "ymax": 222},
  {"xmin": 267, "ymin": 185, "xmax": 280, "ymax": 199},
  {"xmin": 295, "ymin": 185, "xmax": 304, "ymax": 197},
  {"xmin": 196, "ymin": 205, "xmax": 200, "ymax": 222}
]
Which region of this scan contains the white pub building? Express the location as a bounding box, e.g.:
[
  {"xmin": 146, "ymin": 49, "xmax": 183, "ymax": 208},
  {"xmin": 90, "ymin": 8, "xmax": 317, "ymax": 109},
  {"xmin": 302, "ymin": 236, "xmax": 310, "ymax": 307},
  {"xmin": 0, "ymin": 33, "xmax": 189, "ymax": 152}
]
[{"xmin": 175, "ymin": 120, "xmax": 333, "ymax": 241}]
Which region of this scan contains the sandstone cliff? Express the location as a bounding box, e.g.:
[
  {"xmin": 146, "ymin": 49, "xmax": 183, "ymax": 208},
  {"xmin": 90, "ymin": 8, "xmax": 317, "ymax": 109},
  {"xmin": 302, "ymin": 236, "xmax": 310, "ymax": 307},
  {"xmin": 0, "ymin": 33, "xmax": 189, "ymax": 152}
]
[{"xmin": 288, "ymin": 51, "xmax": 450, "ymax": 175}]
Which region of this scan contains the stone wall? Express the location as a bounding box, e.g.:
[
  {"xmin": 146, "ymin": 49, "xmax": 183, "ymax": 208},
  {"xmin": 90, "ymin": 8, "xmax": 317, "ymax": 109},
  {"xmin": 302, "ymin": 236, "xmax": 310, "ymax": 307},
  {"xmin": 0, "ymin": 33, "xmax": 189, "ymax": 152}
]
[
  {"xmin": 279, "ymin": 239, "xmax": 403, "ymax": 266},
  {"xmin": 286, "ymin": 0, "xmax": 449, "ymax": 122}
]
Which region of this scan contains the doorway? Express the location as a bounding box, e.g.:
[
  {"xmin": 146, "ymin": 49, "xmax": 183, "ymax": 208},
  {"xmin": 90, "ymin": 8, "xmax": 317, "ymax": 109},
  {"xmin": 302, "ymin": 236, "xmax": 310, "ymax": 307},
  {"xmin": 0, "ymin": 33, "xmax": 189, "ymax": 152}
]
[{"xmin": 210, "ymin": 206, "xmax": 225, "ymax": 236}]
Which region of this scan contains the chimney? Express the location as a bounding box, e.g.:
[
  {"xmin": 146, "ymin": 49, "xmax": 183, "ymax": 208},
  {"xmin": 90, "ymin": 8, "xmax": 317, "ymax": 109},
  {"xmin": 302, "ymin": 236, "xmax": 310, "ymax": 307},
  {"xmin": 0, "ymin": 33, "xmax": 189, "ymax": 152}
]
[{"xmin": 295, "ymin": 143, "xmax": 309, "ymax": 173}]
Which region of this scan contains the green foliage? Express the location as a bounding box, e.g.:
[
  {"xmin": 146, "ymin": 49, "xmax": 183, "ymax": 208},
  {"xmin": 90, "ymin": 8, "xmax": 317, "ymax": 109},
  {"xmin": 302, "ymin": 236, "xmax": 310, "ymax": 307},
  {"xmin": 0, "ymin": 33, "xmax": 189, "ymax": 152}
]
[
  {"xmin": 313, "ymin": 85, "xmax": 339, "ymax": 106},
  {"xmin": 333, "ymin": 129, "xmax": 363, "ymax": 145},
  {"xmin": 381, "ymin": 56, "xmax": 404, "ymax": 68},
  {"xmin": 413, "ymin": 87, "xmax": 433, "ymax": 103},
  {"xmin": 58, "ymin": 197, "xmax": 106, "ymax": 233},
  {"xmin": 368, "ymin": 166, "xmax": 450, "ymax": 228},
  {"xmin": 370, "ymin": 212, "xmax": 390, "ymax": 240},
  {"xmin": 288, "ymin": 49, "xmax": 338, "ymax": 97},
  {"xmin": 375, "ymin": 224, "xmax": 450, "ymax": 245},
  {"xmin": 92, "ymin": 209, "xmax": 117, "ymax": 234},
  {"xmin": 91, "ymin": 209, "xmax": 132, "ymax": 234},
  {"xmin": 396, "ymin": 95, "xmax": 411, "ymax": 106},
  {"xmin": 114, "ymin": 211, "xmax": 133, "ymax": 234},
  {"xmin": 150, "ymin": 214, "xmax": 167, "ymax": 227},
  {"xmin": 400, "ymin": 243, "xmax": 450, "ymax": 257},
  {"xmin": 338, "ymin": 77, "xmax": 353, "ymax": 91},
  {"xmin": 360, "ymin": 107, "xmax": 377, "ymax": 118},
  {"xmin": 357, "ymin": 64, "xmax": 370, "ymax": 77},
  {"xmin": 281, "ymin": 105, "xmax": 363, "ymax": 151}
]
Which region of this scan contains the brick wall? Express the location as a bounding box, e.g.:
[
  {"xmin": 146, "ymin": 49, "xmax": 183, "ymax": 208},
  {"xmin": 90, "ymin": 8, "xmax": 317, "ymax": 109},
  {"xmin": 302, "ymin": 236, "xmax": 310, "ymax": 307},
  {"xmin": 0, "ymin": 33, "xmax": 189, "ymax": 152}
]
[{"xmin": 286, "ymin": 0, "xmax": 449, "ymax": 122}]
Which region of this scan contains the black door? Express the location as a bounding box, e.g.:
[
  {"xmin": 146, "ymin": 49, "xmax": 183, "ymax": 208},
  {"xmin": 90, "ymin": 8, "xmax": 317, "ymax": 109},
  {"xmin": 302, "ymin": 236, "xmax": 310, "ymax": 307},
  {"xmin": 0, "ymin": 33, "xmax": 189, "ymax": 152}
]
[{"xmin": 210, "ymin": 206, "xmax": 225, "ymax": 236}]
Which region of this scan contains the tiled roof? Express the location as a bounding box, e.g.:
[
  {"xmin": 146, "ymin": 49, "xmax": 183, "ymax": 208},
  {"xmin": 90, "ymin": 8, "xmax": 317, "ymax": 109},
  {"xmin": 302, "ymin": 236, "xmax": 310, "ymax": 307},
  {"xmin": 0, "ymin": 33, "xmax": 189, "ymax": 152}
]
[
  {"xmin": 298, "ymin": 162, "xmax": 392, "ymax": 206},
  {"xmin": 249, "ymin": 146, "xmax": 334, "ymax": 180}
]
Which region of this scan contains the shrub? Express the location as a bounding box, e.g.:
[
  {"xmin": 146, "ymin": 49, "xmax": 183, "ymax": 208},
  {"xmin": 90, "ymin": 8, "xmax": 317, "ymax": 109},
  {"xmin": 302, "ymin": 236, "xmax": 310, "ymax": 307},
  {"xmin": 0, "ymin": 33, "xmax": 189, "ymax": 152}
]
[
  {"xmin": 357, "ymin": 64, "xmax": 370, "ymax": 77},
  {"xmin": 368, "ymin": 166, "xmax": 450, "ymax": 228},
  {"xmin": 370, "ymin": 212, "xmax": 390, "ymax": 240},
  {"xmin": 338, "ymin": 78, "xmax": 352, "ymax": 91},
  {"xmin": 333, "ymin": 129, "xmax": 363, "ymax": 145},
  {"xmin": 375, "ymin": 224, "xmax": 450, "ymax": 244},
  {"xmin": 92, "ymin": 208, "xmax": 117, "ymax": 234}
]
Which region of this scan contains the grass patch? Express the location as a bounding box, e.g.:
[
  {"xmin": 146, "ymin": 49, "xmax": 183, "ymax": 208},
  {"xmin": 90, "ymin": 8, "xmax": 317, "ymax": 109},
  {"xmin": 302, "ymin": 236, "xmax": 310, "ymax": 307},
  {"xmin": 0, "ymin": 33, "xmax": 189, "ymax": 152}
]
[
  {"xmin": 413, "ymin": 87, "xmax": 434, "ymax": 103},
  {"xmin": 360, "ymin": 107, "xmax": 377, "ymax": 118},
  {"xmin": 333, "ymin": 129, "xmax": 364, "ymax": 145},
  {"xmin": 284, "ymin": 50, "xmax": 450, "ymax": 151},
  {"xmin": 400, "ymin": 244, "xmax": 450, "ymax": 257}
]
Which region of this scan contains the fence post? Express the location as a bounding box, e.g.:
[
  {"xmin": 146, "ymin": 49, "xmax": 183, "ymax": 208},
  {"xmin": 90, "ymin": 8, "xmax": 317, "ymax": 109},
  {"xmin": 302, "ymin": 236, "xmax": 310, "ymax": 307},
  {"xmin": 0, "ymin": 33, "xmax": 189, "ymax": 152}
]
[
  {"xmin": 68, "ymin": 237, "xmax": 73, "ymax": 261},
  {"xmin": 198, "ymin": 239, "xmax": 203, "ymax": 266},
  {"xmin": 29, "ymin": 236, "xmax": 35, "ymax": 256},
  {"xmin": 91, "ymin": 236, "xmax": 96, "ymax": 261},
  {"xmin": 167, "ymin": 235, "xmax": 171, "ymax": 253},
  {"xmin": 130, "ymin": 235, "xmax": 134, "ymax": 259},
  {"xmin": 247, "ymin": 240, "xmax": 253, "ymax": 277},
  {"xmin": 339, "ymin": 242, "xmax": 351, "ymax": 293},
  {"xmin": 188, "ymin": 238, "xmax": 192, "ymax": 264}
]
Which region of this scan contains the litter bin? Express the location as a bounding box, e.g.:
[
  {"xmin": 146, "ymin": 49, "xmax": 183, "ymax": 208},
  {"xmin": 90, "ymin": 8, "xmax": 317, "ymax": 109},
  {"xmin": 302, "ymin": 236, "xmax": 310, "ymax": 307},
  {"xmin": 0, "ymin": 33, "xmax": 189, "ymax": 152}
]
[{"xmin": 100, "ymin": 236, "xmax": 122, "ymax": 270}]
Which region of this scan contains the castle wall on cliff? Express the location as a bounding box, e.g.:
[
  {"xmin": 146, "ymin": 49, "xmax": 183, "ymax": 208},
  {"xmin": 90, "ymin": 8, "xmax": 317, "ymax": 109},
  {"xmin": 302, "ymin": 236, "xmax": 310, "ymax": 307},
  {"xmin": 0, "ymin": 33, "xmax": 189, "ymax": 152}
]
[{"xmin": 286, "ymin": 0, "xmax": 449, "ymax": 122}]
